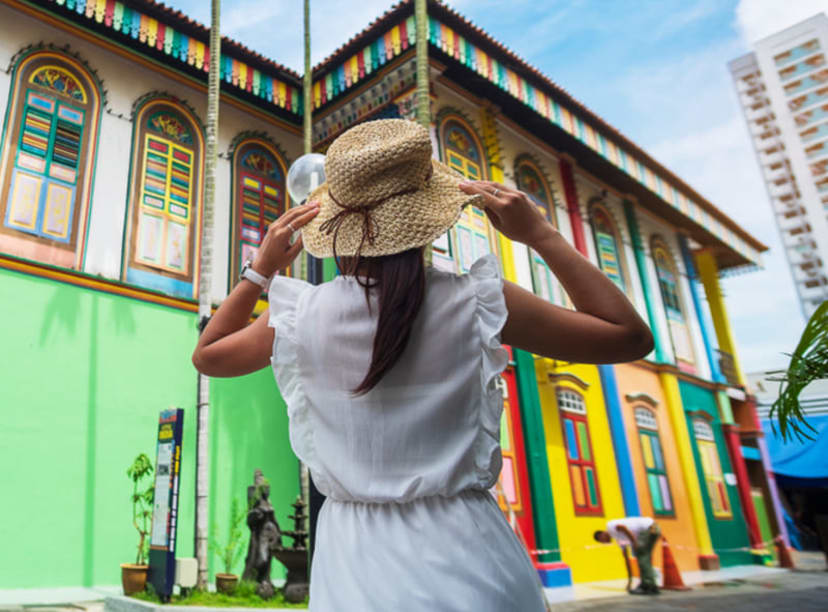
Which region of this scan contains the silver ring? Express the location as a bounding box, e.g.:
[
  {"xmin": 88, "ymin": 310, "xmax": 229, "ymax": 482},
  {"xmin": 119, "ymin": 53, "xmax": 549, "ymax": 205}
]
[
  {"xmin": 287, "ymin": 222, "xmax": 297, "ymax": 233},
  {"xmin": 492, "ymin": 188, "xmax": 500, "ymax": 197}
]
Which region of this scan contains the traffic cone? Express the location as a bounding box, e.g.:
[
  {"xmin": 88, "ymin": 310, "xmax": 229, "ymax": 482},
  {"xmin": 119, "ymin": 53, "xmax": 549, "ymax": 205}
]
[
  {"xmin": 774, "ymin": 536, "xmax": 795, "ymax": 569},
  {"xmin": 661, "ymin": 538, "xmax": 691, "ymax": 591}
]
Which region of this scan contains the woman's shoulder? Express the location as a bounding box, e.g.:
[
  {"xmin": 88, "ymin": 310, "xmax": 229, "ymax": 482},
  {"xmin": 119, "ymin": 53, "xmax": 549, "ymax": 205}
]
[{"xmin": 427, "ymin": 254, "xmax": 502, "ymax": 286}]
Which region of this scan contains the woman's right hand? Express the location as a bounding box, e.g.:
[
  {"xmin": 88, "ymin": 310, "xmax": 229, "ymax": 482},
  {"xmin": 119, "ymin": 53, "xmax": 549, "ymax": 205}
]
[{"xmin": 458, "ymin": 180, "xmax": 556, "ymax": 248}]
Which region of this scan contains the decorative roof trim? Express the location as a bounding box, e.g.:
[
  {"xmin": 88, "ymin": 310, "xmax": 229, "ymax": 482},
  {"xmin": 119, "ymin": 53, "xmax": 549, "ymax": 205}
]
[
  {"xmin": 312, "ymin": 13, "xmax": 415, "ymax": 110},
  {"xmin": 36, "ymin": 0, "xmax": 303, "ymax": 115},
  {"xmin": 309, "ymin": 1, "xmax": 765, "ymax": 267},
  {"xmin": 428, "ymin": 13, "xmax": 764, "ymax": 266}
]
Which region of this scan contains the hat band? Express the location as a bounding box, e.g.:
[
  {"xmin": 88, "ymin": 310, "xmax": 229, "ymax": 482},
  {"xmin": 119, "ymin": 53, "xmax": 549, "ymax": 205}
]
[{"xmin": 319, "ymin": 165, "xmax": 433, "ymax": 262}]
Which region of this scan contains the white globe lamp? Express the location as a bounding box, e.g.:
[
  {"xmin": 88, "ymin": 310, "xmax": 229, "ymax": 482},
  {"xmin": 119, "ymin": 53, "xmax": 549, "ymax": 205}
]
[{"xmin": 287, "ymin": 153, "xmax": 326, "ymax": 204}]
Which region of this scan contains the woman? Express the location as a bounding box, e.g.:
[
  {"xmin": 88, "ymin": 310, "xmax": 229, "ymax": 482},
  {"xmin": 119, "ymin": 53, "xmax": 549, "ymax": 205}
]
[{"xmin": 193, "ymin": 119, "xmax": 653, "ymax": 610}]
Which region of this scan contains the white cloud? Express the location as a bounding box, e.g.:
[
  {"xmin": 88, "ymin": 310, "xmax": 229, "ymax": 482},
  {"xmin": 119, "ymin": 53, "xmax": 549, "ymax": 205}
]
[{"xmin": 735, "ymin": 0, "xmax": 827, "ymax": 46}]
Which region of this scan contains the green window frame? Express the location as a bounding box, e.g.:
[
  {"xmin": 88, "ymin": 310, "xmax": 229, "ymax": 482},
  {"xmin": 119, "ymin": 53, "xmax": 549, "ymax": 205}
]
[{"xmin": 0, "ymin": 55, "xmax": 99, "ymax": 263}]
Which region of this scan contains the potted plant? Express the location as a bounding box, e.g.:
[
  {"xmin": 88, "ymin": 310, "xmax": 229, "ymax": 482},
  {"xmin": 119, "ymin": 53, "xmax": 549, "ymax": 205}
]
[
  {"xmin": 122, "ymin": 453, "xmax": 154, "ymax": 595},
  {"xmin": 212, "ymin": 497, "xmax": 247, "ymax": 594}
]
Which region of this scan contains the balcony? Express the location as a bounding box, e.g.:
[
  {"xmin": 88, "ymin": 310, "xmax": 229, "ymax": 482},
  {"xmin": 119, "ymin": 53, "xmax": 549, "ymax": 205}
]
[
  {"xmin": 746, "ymin": 104, "xmax": 771, "ymax": 122},
  {"xmin": 769, "ymin": 180, "xmax": 796, "ymax": 199},
  {"xmin": 755, "ymin": 125, "xmax": 781, "ymax": 141},
  {"xmin": 765, "ymin": 165, "xmax": 792, "ymax": 183},
  {"xmin": 761, "ymin": 150, "xmax": 786, "ymax": 167}
]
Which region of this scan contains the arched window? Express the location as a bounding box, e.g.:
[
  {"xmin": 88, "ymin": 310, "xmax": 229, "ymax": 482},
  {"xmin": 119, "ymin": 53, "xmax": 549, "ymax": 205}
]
[
  {"xmin": 590, "ymin": 204, "xmax": 626, "ymax": 292},
  {"xmin": 230, "ymin": 138, "xmax": 287, "ymax": 282},
  {"xmin": 495, "ymin": 374, "xmax": 522, "ymax": 514},
  {"xmin": 123, "ymin": 98, "xmax": 203, "ymax": 299},
  {"xmin": 0, "ymin": 51, "xmax": 101, "ymax": 269},
  {"xmin": 692, "ymin": 417, "xmax": 732, "ymax": 518},
  {"xmin": 651, "ymin": 238, "xmax": 696, "ymax": 367},
  {"xmin": 557, "ymin": 388, "xmax": 602, "ymax": 515},
  {"xmin": 438, "ymin": 116, "xmax": 493, "ymax": 272},
  {"xmin": 634, "ymin": 406, "xmax": 674, "ymax": 516},
  {"xmin": 515, "ymin": 158, "xmax": 559, "ymax": 303}
]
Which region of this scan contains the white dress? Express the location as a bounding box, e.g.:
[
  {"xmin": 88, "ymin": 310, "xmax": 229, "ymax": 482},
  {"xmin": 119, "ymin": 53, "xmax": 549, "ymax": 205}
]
[{"xmin": 268, "ymin": 254, "xmax": 546, "ymax": 611}]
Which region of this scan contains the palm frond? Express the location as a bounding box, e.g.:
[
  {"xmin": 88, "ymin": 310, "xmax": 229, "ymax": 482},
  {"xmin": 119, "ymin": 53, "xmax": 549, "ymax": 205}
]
[{"xmin": 769, "ymin": 301, "xmax": 828, "ymax": 442}]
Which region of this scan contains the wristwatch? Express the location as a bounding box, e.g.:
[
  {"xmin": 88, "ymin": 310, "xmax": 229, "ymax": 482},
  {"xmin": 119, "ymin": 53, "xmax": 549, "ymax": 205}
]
[{"xmin": 240, "ymin": 261, "xmax": 269, "ymax": 289}]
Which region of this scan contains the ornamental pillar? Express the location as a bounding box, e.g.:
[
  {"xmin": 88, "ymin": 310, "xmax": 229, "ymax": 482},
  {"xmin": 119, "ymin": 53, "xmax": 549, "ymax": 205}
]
[
  {"xmin": 694, "ymin": 249, "xmax": 746, "ymax": 387},
  {"xmin": 479, "ymin": 104, "xmax": 517, "ymax": 282},
  {"xmin": 622, "ymin": 200, "xmax": 669, "ymax": 363},
  {"xmin": 558, "ymin": 158, "xmax": 588, "ymax": 257},
  {"xmin": 659, "ymin": 372, "xmax": 718, "ymax": 568}
]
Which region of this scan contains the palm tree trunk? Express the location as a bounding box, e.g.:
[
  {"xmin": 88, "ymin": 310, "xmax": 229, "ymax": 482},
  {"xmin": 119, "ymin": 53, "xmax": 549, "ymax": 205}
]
[
  {"xmin": 415, "ymin": 0, "xmax": 429, "ymax": 129},
  {"xmin": 195, "ymin": 0, "xmax": 221, "ymax": 590},
  {"xmin": 415, "ymin": 0, "xmax": 432, "ymax": 265},
  {"xmin": 300, "ymin": 0, "xmax": 311, "ymax": 512}
]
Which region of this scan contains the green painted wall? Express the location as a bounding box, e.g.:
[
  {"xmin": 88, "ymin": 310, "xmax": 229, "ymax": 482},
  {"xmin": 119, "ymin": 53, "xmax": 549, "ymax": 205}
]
[
  {"xmin": 0, "ymin": 267, "xmax": 298, "ymax": 589},
  {"xmin": 678, "ymin": 381, "xmax": 752, "ymax": 567}
]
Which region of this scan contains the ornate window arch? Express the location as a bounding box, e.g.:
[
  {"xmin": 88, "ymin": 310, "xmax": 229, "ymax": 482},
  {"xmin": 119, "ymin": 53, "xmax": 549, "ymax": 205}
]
[
  {"xmin": 122, "ymin": 96, "xmax": 204, "ymax": 299},
  {"xmin": 691, "ymin": 415, "xmax": 732, "ymax": 518},
  {"xmin": 229, "ymin": 136, "xmax": 288, "ymax": 284},
  {"xmin": 515, "ymin": 157, "xmax": 560, "ymax": 302},
  {"xmin": 514, "ymin": 157, "xmax": 556, "ymax": 225},
  {"xmin": 437, "ymin": 113, "xmax": 495, "ymax": 273},
  {"xmin": 590, "ymin": 203, "xmax": 628, "ymax": 293},
  {"xmin": 651, "ymin": 237, "xmax": 696, "ymax": 368},
  {"xmin": 633, "ymin": 406, "xmax": 674, "ymax": 515},
  {"xmin": 0, "ymin": 49, "xmax": 102, "ymax": 269},
  {"xmin": 556, "ymin": 387, "xmax": 603, "ymax": 515}
]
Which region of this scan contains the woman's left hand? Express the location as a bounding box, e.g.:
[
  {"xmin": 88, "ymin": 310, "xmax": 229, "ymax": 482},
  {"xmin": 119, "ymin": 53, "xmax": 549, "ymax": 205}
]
[{"xmin": 252, "ymin": 202, "xmax": 320, "ymax": 277}]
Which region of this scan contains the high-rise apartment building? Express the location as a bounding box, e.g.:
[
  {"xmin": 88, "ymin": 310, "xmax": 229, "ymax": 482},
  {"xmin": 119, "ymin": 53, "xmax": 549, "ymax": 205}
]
[{"xmin": 729, "ymin": 13, "xmax": 828, "ymax": 319}]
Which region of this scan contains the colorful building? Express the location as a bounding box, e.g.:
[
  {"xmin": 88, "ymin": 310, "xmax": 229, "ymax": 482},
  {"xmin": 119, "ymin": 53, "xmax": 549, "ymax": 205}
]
[{"xmin": 0, "ymin": 0, "xmax": 784, "ymax": 595}]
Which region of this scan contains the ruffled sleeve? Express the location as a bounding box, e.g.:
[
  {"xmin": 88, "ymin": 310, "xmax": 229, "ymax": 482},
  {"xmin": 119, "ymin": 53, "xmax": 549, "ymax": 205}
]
[
  {"xmin": 267, "ymin": 275, "xmax": 321, "ymax": 482},
  {"xmin": 468, "ymin": 254, "xmax": 510, "ymax": 486}
]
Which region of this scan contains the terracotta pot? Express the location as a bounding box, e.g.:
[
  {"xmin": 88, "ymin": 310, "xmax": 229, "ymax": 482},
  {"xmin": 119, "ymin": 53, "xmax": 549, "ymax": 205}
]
[
  {"xmin": 120, "ymin": 563, "xmax": 148, "ymax": 595},
  {"xmin": 215, "ymin": 573, "xmax": 238, "ymax": 594}
]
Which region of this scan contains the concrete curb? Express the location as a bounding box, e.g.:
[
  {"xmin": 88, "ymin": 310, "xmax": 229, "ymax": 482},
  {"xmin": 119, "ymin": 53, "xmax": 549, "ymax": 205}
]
[{"xmin": 104, "ymin": 597, "xmax": 299, "ymax": 612}]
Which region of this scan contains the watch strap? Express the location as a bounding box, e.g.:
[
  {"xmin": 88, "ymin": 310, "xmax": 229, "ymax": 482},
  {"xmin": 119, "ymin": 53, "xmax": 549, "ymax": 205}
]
[{"xmin": 241, "ymin": 264, "xmax": 269, "ymax": 289}]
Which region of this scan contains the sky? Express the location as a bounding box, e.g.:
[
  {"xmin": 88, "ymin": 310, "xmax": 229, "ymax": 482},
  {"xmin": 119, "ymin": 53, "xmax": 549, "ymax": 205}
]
[{"xmin": 164, "ymin": 0, "xmax": 827, "ymax": 373}]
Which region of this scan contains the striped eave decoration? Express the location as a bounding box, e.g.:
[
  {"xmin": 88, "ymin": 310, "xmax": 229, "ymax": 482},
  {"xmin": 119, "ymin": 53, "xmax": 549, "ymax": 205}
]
[
  {"xmin": 312, "ymin": 15, "xmax": 416, "ymax": 110},
  {"xmin": 49, "ymin": 0, "xmax": 302, "ymax": 115},
  {"xmin": 428, "ymin": 17, "xmax": 761, "ymax": 266}
]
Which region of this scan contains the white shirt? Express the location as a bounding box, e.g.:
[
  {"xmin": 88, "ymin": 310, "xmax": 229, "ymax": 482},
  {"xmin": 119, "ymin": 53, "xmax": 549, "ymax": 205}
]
[
  {"xmin": 267, "ymin": 255, "xmax": 545, "ymax": 612},
  {"xmin": 607, "ymin": 516, "xmax": 655, "ymax": 546}
]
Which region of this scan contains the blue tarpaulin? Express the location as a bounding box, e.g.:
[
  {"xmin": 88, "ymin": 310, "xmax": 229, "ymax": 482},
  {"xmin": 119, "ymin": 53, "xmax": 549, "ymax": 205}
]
[{"xmin": 761, "ymin": 414, "xmax": 828, "ymax": 487}]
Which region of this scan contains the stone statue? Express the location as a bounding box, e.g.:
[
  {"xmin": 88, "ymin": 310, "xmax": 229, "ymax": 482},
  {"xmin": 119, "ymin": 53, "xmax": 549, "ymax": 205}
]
[
  {"xmin": 242, "ymin": 470, "xmax": 309, "ymax": 603},
  {"xmin": 242, "ymin": 469, "xmax": 282, "ymax": 599}
]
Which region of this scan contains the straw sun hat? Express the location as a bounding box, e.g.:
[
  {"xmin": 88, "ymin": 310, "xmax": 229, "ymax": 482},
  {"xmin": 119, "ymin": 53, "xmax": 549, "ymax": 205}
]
[{"xmin": 301, "ymin": 119, "xmax": 483, "ymax": 259}]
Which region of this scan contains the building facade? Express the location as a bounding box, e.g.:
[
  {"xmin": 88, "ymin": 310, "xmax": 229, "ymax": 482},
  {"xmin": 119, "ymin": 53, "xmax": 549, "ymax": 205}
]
[
  {"xmin": 729, "ymin": 13, "xmax": 828, "ymax": 319},
  {"xmin": 0, "ymin": 0, "xmax": 784, "ymax": 595}
]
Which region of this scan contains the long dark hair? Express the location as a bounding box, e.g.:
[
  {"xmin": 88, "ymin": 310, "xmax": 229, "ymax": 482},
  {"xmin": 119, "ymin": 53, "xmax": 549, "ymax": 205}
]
[{"xmin": 338, "ymin": 248, "xmax": 426, "ymax": 395}]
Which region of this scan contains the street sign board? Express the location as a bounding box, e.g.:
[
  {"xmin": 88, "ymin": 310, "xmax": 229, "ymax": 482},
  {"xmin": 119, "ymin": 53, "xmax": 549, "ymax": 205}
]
[{"xmin": 149, "ymin": 408, "xmax": 184, "ymax": 601}]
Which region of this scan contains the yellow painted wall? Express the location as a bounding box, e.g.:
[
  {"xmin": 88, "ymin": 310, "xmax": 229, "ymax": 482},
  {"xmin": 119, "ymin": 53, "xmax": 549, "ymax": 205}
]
[
  {"xmin": 535, "ymin": 359, "xmax": 628, "ymax": 582},
  {"xmin": 614, "ymin": 363, "xmax": 701, "ymax": 573}
]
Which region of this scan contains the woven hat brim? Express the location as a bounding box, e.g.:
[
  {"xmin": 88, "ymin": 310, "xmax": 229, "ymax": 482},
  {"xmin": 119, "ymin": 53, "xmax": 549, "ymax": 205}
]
[{"xmin": 301, "ymin": 159, "xmax": 484, "ymax": 258}]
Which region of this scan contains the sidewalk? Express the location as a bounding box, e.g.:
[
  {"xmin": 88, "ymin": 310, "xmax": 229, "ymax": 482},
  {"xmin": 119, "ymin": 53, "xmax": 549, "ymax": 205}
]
[
  {"xmin": 1, "ymin": 552, "xmax": 823, "ymax": 608},
  {"xmin": 543, "ymin": 549, "xmax": 826, "ymax": 604}
]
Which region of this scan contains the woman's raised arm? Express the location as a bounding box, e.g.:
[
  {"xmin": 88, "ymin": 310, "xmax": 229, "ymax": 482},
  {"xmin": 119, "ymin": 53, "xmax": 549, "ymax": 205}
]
[
  {"xmin": 459, "ymin": 181, "xmax": 653, "ymax": 364},
  {"xmin": 191, "ymin": 203, "xmax": 319, "ymax": 377}
]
